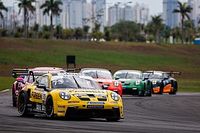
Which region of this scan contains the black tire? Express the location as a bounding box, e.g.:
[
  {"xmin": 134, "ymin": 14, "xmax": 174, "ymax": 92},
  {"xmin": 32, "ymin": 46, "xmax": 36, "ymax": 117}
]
[
  {"xmin": 106, "ymin": 117, "xmax": 120, "ymax": 122},
  {"xmin": 138, "ymin": 90, "xmax": 145, "ymax": 97},
  {"xmin": 159, "ymin": 82, "xmax": 164, "ymax": 94},
  {"xmin": 18, "ymin": 91, "xmax": 32, "ymax": 117},
  {"xmin": 144, "ymin": 82, "xmax": 152, "ymax": 97},
  {"xmin": 12, "ymin": 87, "xmax": 17, "ymax": 107},
  {"xmin": 169, "ymin": 81, "xmax": 177, "ymax": 95},
  {"xmin": 46, "ymin": 96, "xmax": 54, "ymax": 118}
]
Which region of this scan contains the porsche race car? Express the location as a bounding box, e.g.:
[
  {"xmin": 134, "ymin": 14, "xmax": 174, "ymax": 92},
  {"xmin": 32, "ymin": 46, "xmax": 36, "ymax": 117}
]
[
  {"xmin": 80, "ymin": 68, "xmax": 123, "ymax": 96},
  {"xmin": 113, "ymin": 70, "xmax": 152, "ymax": 96},
  {"xmin": 143, "ymin": 71, "xmax": 180, "ymax": 94},
  {"xmin": 17, "ymin": 73, "xmax": 124, "ymax": 121}
]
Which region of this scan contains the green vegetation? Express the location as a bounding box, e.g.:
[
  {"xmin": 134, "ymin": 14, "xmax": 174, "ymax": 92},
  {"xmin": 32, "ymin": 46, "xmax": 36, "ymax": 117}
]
[
  {"xmin": 0, "ymin": 38, "xmax": 200, "ymax": 92},
  {"xmin": 0, "ymin": 77, "xmax": 14, "ymax": 91}
]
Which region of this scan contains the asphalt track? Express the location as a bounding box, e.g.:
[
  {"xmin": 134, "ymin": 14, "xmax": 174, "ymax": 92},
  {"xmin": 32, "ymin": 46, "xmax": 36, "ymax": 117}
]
[{"xmin": 0, "ymin": 91, "xmax": 200, "ymax": 133}]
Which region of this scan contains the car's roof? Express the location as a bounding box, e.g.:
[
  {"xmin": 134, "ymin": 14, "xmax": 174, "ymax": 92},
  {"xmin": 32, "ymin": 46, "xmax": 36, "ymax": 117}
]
[
  {"xmin": 146, "ymin": 71, "xmax": 165, "ymax": 75},
  {"xmin": 31, "ymin": 67, "xmax": 63, "ymax": 71},
  {"xmin": 115, "ymin": 70, "xmax": 142, "ymax": 74},
  {"xmin": 81, "ymin": 68, "xmax": 110, "ymax": 72}
]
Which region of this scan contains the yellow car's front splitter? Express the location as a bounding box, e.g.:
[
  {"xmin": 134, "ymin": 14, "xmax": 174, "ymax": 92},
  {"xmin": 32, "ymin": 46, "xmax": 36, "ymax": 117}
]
[{"xmin": 55, "ymin": 101, "xmax": 124, "ymax": 119}]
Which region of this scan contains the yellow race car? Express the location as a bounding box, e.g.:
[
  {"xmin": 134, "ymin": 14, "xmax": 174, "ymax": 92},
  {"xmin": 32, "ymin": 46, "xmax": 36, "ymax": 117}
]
[{"xmin": 18, "ymin": 72, "xmax": 124, "ymax": 121}]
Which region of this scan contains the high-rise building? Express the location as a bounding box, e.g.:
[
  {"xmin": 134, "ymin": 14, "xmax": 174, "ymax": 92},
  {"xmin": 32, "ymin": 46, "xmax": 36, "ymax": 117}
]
[
  {"xmin": 108, "ymin": 6, "xmax": 117, "ymax": 26},
  {"xmin": 108, "ymin": 5, "xmax": 123, "ymax": 26},
  {"xmin": 163, "ymin": 0, "xmax": 180, "ymax": 28},
  {"xmin": 36, "ymin": 0, "xmax": 50, "ymax": 26},
  {"xmin": 140, "ymin": 4, "xmax": 149, "ymax": 25},
  {"xmin": 91, "ymin": 0, "xmax": 106, "ymax": 32},
  {"xmin": 82, "ymin": 1, "xmax": 93, "ymax": 30},
  {"xmin": 68, "ymin": 0, "xmax": 85, "ymax": 29},
  {"xmin": 0, "ymin": 6, "xmax": 14, "ymax": 29},
  {"xmin": 133, "ymin": 3, "xmax": 141, "ymax": 23},
  {"xmin": 108, "ymin": 3, "xmax": 149, "ymax": 26},
  {"xmin": 123, "ymin": 5, "xmax": 134, "ymax": 21},
  {"xmin": 61, "ymin": 0, "xmax": 71, "ymax": 29},
  {"xmin": 188, "ymin": 0, "xmax": 200, "ymax": 27}
]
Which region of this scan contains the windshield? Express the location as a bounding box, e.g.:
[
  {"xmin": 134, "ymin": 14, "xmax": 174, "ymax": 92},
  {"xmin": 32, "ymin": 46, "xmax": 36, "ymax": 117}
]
[
  {"xmin": 114, "ymin": 72, "xmax": 127, "ymax": 79},
  {"xmin": 127, "ymin": 73, "xmax": 142, "ymax": 79},
  {"xmin": 51, "ymin": 76, "xmax": 78, "ymax": 89},
  {"xmin": 149, "ymin": 74, "xmax": 163, "ymax": 79},
  {"xmin": 51, "ymin": 75, "xmax": 100, "ymax": 89},
  {"xmin": 82, "ymin": 70, "xmax": 112, "ymax": 79},
  {"xmin": 74, "ymin": 77, "xmax": 101, "ymax": 89},
  {"xmin": 114, "ymin": 72, "xmax": 142, "ymax": 79}
]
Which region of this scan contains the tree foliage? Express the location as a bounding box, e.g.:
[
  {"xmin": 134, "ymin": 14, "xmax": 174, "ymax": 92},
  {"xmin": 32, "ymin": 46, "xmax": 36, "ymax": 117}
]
[
  {"xmin": 173, "ymin": 1, "xmax": 192, "ymax": 44},
  {"xmin": 111, "ymin": 21, "xmax": 140, "ymax": 42},
  {"xmin": 0, "ymin": 1, "xmax": 7, "ymax": 19},
  {"xmin": 18, "ymin": 0, "xmax": 35, "ymax": 38}
]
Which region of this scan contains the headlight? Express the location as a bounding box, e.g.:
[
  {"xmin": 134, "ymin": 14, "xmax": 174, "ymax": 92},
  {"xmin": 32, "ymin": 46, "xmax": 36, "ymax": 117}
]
[
  {"xmin": 152, "ymin": 80, "xmax": 157, "ymax": 85},
  {"xmin": 60, "ymin": 92, "xmax": 71, "ymax": 100},
  {"xmin": 114, "ymin": 81, "xmax": 119, "ymax": 87},
  {"xmin": 111, "ymin": 92, "xmax": 120, "ymax": 101},
  {"xmin": 136, "ymin": 80, "xmax": 141, "ymax": 85}
]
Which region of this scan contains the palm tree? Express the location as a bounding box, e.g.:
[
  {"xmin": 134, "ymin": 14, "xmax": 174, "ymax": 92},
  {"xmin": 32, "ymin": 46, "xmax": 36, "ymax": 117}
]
[
  {"xmin": 40, "ymin": 0, "xmax": 63, "ymax": 34},
  {"xmin": 0, "ymin": 1, "xmax": 7, "ymax": 19},
  {"xmin": 173, "ymin": 1, "xmax": 192, "ymax": 44},
  {"xmin": 151, "ymin": 15, "xmax": 163, "ymax": 44},
  {"xmin": 18, "ymin": 0, "xmax": 35, "ymax": 38}
]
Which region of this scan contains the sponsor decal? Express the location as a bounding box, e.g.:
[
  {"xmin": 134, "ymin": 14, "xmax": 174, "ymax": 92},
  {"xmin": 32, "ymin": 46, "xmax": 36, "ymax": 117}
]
[
  {"xmin": 87, "ymin": 105, "xmax": 104, "ymax": 109},
  {"xmin": 87, "ymin": 102, "xmax": 105, "ymax": 105},
  {"xmin": 32, "ymin": 92, "xmax": 42, "ymax": 99}
]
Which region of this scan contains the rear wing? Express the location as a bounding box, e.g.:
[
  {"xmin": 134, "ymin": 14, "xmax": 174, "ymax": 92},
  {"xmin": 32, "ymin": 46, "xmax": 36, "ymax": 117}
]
[
  {"xmin": 65, "ymin": 68, "xmax": 81, "ymax": 73},
  {"xmin": 143, "ymin": 71, "xmax": 181, "ymax": 78},
  {"xmin": 164, "ymin": 71, "xmax": 181, "ymax": 77},
  {"xmin": 142, "ymin": 71, "xmax": 154, "ymax": 79},
  {"xmin": 12, "ymin": 69, "xmax": 29, "ymax": 78}
]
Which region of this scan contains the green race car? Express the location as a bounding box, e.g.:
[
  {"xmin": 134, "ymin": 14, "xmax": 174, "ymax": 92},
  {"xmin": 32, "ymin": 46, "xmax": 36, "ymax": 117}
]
[{"xmin": 113, "ymin": 70, "xmax": 152, "ymax": 96}]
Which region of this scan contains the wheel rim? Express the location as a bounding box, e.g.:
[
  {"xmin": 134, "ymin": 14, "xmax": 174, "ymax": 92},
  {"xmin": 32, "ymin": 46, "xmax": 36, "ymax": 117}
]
[{"xmin": 18, "ymin": 94, "xmax": 25, "ymax": 114}]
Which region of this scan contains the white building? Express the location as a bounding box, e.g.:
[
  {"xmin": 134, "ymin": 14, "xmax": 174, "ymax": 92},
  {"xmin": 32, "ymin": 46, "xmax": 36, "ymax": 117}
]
[
  {"xmin": 91, "ymin": 0, "xmax": 106, "ymax": 32},
  {"xmin": 140, "ymin": 4, "xmax": 149, "ymax": 25},
  {"xmin": 68, "ymin": 0, "xmax": 85, "ymax": 29},
  {"xmin": 35, "ymin": 0, "xmax": 50, "ymax": 26},
  {"xmin": 123, "ymin": 5, "xmax": 134, "ymax": 21},
  {"xmin": 108, "ymin": 5, "xmax": 123, "ymax": 26},
  {"xmin": 108, "ymin": 2, "xmax": 149, "ymax": 26},
  {"xmin": 188, "ymin": 0, "xmax": 200, "ymax": 27},
  {"xmin": 82, "ymin": 1, "xmax": 93, "ymax": 30},
  {"xmin": 163, "ymin": 0, "xmax": 180, "ymax": 28},
  {"xmin": 133, "ymin": 3, "xmax": 141, "ymax": 23}
]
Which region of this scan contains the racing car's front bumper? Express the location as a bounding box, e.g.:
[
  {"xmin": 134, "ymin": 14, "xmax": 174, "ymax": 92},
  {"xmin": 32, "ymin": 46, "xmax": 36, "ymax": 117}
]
[{"xmin": 55, "ymin": 101, "xmax": 124, "ymax": 119}]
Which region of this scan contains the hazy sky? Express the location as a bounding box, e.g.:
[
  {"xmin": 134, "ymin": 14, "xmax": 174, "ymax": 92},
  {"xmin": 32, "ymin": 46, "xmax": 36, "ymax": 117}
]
[{"xmin": 2, "ymin": 0, "xmax": 188, "ymax": 15}]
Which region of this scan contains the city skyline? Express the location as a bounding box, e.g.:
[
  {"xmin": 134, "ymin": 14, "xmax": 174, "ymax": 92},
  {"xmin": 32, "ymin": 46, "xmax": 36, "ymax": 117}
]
[{"xmin": 3, "ymin": 0, "xmax": 188, "ymax": 16}]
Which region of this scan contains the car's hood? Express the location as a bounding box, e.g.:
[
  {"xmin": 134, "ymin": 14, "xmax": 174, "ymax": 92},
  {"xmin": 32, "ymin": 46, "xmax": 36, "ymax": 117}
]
[
  {"xmin": 149, "ymin": 79, "xmax": 161, "ymax": 82},
  {"xmin": 119, "ymin": 79, "xmax": 142, "ymax": 83},
  {"xmin": 94, "ymin": 78, "xmax": 114, "ymax": 84},
  {"xmin": 56, "ymin": 89, "xmax": 108, "ymax": 95}
]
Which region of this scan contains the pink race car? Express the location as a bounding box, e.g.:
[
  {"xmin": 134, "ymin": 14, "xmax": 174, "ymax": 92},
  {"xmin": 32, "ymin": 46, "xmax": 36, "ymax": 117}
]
[{"xmin": 11, "ymin": 67, "xmax": 65, "ymax": 107}]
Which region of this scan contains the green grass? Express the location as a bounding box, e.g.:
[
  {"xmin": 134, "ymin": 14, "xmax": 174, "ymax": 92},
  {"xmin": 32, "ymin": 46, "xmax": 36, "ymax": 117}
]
[
  {"xmin": 0, "ymin": 38, "xmax": 200, "ymax": 92},
  {"xmin": 0, "ymin": 77, "xmax": 15, "ymax": 91}
]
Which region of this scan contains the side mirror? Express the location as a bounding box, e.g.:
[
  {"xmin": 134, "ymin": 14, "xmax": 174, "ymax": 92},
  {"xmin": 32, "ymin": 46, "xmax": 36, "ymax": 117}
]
[
  {"xmin": 102, "ymin": 84, "xmax": 109, "ymax": 90},
  {"xmin": 37, "ymin": 84, "xmax": 47, "ymax": 91},
  {"xmin": 12, "ymin": 72, "xmax": 18, "ymax": 78},
  {"xmin": 115, "ymin": 76, "xmax": 120, "ymax": 80},
  {"xmin": 16, "ymin": 77, "xmax": 24, "ymax": 83}
]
